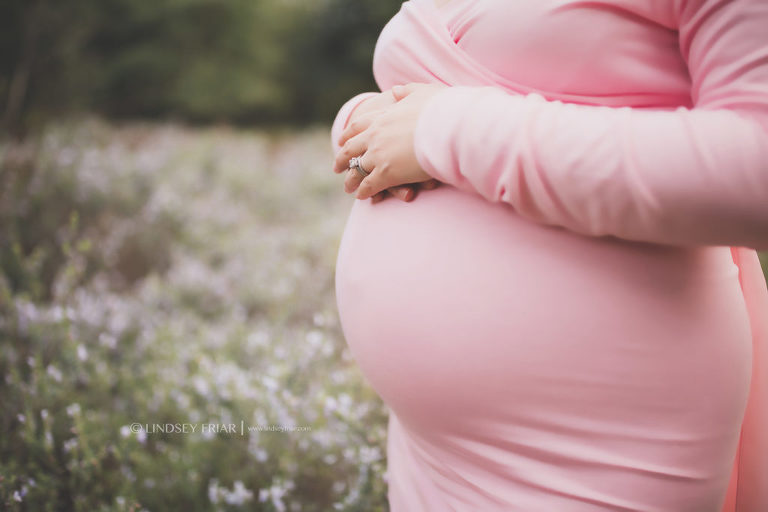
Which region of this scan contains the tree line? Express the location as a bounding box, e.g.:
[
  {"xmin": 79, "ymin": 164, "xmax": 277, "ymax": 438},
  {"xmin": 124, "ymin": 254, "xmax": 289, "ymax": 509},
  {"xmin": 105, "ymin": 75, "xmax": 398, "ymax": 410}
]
[{"xmin": 0, "ymin": 0, "xmax": 403, "ymax": 133}]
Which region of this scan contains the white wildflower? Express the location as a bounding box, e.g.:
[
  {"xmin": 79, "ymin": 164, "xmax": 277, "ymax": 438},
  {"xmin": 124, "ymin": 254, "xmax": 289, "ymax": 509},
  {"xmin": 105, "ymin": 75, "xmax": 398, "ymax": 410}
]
[
  {"xmin": 338, "ymin": 393, "xmax": 352, "ymax": 413},
  {"xmin": 266, "ymin": 483, "xmax": 287, "ymax": 512},
  {"xmin": 66, "ymin": 403, "xmax": 81, "ymax": 417},
  {"xmin": 262, "ymin": 375, "xmax": 279, "ymax": 392},
  {"xmin": 99, "ymin": 332, "xmax": 118, "ymax": 349},
  {"xmin": 208, "ymin": 479, "xmax": 220, "ymax": 504},
  {"xmin": 306, "ymin": 330, "xmax": 323, "ymax": 347},
  {"xmin": 323, "ymin": 396, "xmax": 338, "ymax": 415},
  {"xmin": 223, "ymin": 481, "xmax": 254, "ymax": 506},
  {"xmin": 192, "ymin": 376, "xmax": 210, "ymax": 397},
  {"xmin": 51, "ymin": 305, "xmax": 65, "ymax": 322},
  {"xmin": 63, "ymin": 438, "xmax": 78, "ymax": 453},
  {"xmin": 254, "ymin": 448, "xmax": 268, "ymax": 462},
  {"xmin": 247, "ymin": 329, "xmax": 269, "ymax": 349},
  {"xmin": 46, "ymin": 365, "xmax": 63, "ymax": 382},
  {"xmin": 359, "ymin": 446, "xmax": 381, "ymax": 465}
]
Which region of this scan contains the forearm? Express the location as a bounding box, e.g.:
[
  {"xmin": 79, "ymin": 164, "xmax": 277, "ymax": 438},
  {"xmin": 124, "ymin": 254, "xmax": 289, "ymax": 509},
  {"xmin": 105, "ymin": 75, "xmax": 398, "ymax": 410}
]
[
  {"xmin": 411, "ymin": 0, "xmax": 768, "ymax": 249},
  {"xmin": 413, "ymin": 86, "xmax": 768, "ymax": 249}
]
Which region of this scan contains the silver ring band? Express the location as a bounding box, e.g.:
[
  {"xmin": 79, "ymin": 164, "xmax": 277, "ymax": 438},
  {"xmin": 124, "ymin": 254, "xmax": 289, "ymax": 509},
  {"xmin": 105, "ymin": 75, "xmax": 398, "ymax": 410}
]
[{"xmin": 349, "ymin": 156, "xmax": 370, "ymax": 178}]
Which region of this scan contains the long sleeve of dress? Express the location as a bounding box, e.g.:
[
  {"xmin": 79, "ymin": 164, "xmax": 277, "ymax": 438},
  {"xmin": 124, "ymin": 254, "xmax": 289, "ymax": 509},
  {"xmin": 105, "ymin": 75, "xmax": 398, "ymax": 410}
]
[
  {"xmin": 412, "ymin": 0, "xmax": 768, "ymax": 250},
  {"xmin": 331, "ymin": 91, "xmax": 379, "ymax": 156}
]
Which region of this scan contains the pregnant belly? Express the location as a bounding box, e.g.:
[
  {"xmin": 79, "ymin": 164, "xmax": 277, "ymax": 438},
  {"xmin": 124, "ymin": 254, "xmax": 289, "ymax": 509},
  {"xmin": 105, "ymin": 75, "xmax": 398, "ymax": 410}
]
[{"xmin": 334, "ymin": 185, "xmax": 752, "ymax": 503}]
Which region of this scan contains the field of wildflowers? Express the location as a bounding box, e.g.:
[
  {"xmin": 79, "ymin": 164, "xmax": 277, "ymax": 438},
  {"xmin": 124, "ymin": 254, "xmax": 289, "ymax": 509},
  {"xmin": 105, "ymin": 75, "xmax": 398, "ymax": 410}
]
[
  {"xmin": 0, "ymin": 120, "xmax": 389, "ymax": 511},
  {"xmin": 1, "ymin": 119, "xmax": 766, "ymax": 511}
]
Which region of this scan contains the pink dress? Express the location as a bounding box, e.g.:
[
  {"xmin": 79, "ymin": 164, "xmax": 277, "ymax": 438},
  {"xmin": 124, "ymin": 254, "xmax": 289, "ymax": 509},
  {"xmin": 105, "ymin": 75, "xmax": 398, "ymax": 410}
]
[{"xmin": 331, "ymin": 0, "xmax": 768, "ymax": 510}]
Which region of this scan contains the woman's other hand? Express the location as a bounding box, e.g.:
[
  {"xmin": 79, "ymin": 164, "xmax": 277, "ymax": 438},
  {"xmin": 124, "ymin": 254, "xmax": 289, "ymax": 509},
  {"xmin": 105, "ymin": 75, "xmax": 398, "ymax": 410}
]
[
  {"xmin": 370, "ymin": 177, "xmax": 441, "ymax": 203},
  {"xmin": 335, "ymin": 83, "xmax": 448, "ymax": 200}
]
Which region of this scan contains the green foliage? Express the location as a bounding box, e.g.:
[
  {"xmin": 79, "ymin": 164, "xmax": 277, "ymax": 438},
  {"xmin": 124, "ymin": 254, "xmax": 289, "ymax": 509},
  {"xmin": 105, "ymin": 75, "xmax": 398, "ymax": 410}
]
[
  {"xmin": 0, "ymin": 0, "xmax": 403, "ymax": 130},
  {"xmin": 0, "ymin": 120, "xmax": 390, "ymax": 511}
]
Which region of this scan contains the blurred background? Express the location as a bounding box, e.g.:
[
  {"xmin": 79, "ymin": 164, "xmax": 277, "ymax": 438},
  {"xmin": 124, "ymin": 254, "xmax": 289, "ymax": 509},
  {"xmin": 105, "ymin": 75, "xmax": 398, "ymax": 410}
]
[
  {"xmin": 1, "ymin": 0, "xmax": 402, "ymax": 510},
  {"xmin": 0, "ymin": 0, "xmax": 403, "ymax": 130},
  {"xmin": 1, "ymin": 1, "xmax": 766, "ymax": 511}
]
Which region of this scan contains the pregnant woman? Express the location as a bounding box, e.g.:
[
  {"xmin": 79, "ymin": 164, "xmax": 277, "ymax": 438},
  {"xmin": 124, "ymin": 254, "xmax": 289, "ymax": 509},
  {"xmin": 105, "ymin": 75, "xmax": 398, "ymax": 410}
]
[{"xmin": 330, "ymin": 0, "xmax": 768, "ymax": 510}]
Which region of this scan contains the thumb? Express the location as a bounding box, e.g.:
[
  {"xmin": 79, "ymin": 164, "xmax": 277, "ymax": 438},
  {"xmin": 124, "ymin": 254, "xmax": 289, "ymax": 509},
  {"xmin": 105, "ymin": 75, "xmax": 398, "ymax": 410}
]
[{"xmin": 392, "ymin": 83, "xmax": 418, "ymax": 101}]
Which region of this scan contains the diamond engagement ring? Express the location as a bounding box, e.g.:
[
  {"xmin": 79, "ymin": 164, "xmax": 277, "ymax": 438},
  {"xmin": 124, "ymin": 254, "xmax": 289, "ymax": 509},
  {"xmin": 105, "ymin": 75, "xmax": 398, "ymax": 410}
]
[{"xmin": 348, "ymin": 156, "xmax": 370, "ymax": 178}]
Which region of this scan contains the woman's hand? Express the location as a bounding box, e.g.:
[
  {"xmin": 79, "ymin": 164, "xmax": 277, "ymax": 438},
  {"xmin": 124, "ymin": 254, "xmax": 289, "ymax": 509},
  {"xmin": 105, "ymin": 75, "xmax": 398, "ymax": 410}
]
[
  {"xmin": 334, "ymin": 83, "xmax": 448, "ymax": 200},
  {"xmin": 336, "ymin": 90, "xmax": 426, "ymax": 203}
]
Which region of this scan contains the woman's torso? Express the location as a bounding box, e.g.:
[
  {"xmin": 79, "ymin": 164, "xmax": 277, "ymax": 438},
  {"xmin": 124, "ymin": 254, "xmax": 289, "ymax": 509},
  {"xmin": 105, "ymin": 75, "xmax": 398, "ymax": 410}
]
[{"xmin": 335, "ymin": 1, "xmax": 753, "ymax": 509}]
